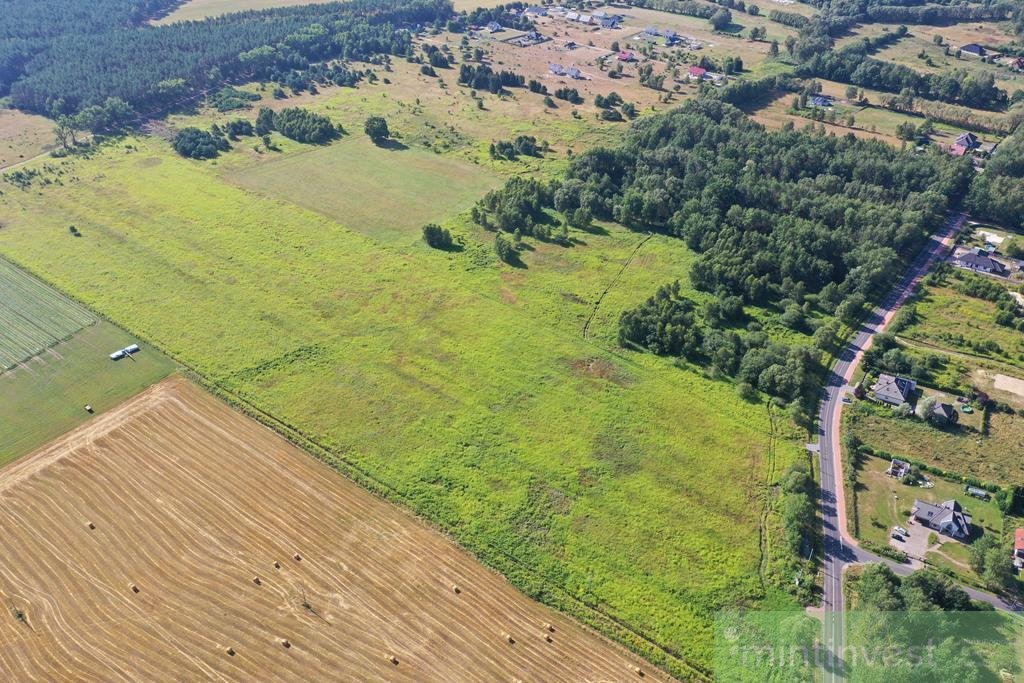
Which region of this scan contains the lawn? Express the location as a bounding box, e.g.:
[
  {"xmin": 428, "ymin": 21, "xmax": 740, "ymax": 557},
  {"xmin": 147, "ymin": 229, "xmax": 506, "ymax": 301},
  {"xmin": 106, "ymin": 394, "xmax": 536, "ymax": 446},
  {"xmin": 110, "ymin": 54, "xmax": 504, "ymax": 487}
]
[
  {"xmin": 0, "ymin": 135, "xmax": 801, "ymax": 677},
  {"xmin": 226, "ymin": 135, "xmax": 501, "ymax": 246},
  {"xmin": 0, "ymin": 315, "xmax": 177, "ymax": 465},
  {"xmin": 847, "ymin": 399, "xmax": 1024, "ymax": 486}
]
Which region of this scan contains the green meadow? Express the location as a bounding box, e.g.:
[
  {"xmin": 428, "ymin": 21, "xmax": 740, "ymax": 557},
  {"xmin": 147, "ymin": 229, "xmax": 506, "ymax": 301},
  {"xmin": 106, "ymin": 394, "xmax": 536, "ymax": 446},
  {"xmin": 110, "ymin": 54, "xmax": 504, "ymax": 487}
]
[{"xmin": 0, "ymin": 133, "xmax": 801, "ymax": 675}]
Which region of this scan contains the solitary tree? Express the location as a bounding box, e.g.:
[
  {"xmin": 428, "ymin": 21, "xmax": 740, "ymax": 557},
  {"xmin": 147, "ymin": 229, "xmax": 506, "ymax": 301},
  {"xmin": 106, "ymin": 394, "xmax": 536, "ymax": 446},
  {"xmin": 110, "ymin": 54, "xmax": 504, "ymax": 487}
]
[
  {"xmin": 364, "ymin": 116, "xmax": 390, "ymax": 144},
  {"xmin": 710, "ymin": 8, "xmax": 732, "ymax": 31}
]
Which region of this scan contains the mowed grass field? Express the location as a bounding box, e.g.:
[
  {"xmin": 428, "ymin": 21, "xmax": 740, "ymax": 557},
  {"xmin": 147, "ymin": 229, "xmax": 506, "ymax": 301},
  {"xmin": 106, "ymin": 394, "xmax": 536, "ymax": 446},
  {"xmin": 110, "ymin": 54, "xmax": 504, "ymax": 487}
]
[
  {"xmin": 0, "ymin": 376, "xmax": 669, "ymax": 681},
  {"xmin": 0, "ymin": 257, "xmax": 96, "ymax": 369},
  {"xmin": 0, "ymin": 259, "xmax": 176, "ymax": 464},
  {"xmin": 227, "ymin": 136, "xmax": 500, "ymax": 245},
  {"xmin": 0, "ymin": 136, "xmax": 800, "ymax": 675}
]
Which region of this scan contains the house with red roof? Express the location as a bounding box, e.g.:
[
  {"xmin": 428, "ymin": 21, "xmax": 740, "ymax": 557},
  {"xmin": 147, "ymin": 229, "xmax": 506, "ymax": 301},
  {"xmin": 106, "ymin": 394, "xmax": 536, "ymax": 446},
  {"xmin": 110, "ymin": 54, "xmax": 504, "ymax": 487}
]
[{"xmin": 688, "ymin": 65, "xmax": 707, "ymax": 81}]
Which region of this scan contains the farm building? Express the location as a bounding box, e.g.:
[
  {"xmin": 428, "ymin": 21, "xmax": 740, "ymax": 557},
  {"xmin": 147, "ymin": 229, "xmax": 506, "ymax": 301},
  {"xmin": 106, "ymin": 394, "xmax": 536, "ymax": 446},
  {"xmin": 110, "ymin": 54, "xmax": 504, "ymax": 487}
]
[
  {"xmin": 486, "ymin": 21, "xmax": 503, "ymax": 33},
  {"xmin": 965, "ymin": 486, "xmax": 990, "ymax": 501},
  {"xmin": 549, "ymin": 63, "xmax": 565, "ymax": 75},
  {"xmin": 600, "ymin": 16, "xmax": 622, "ymax": 29},
  {"xmin": 524, "ymin": 5, "xmax": 547, "ymax": 16},
  {"xmin": 810, "ymin": 95, "xmax": 834, "ymax": 107},
  {"xmin": 566, "ymin": 11, "xmax": 580, "ymax": 21},
  {"xmin": 960, "ymin": 43, "xmax": 985, "ymax": 57},
  {"xmin": 566, "ymin": 66, "xmax": 584, "ymax": 79}
]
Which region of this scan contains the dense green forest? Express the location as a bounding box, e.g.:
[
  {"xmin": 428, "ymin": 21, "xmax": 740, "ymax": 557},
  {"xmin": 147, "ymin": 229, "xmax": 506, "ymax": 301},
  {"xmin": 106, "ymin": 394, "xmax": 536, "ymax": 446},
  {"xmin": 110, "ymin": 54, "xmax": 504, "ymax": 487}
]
[
  {"xmin": 1, "ymin": 0, "xmax": 452, "ymax": 116},
  {"xmin": 967, "ymin": 131, "xmax": 1024, "ymax": 226},
  {"xmin": 476, "ymin": 99, "xmax": 973, "ymax": 412}
]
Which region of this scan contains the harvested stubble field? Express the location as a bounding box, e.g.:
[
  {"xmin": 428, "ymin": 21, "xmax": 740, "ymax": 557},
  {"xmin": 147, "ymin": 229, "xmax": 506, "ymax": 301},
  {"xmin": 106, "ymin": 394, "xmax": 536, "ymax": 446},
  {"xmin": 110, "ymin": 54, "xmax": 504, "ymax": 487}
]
[{"xmin": 0, "ymin": 376, "xmax": 667, "ymax": 681}]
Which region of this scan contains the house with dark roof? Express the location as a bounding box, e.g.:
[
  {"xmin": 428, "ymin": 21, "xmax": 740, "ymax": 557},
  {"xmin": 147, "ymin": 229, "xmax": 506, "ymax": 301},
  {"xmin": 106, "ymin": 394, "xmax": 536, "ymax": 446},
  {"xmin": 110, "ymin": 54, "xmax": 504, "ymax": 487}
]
[
  {"xmin": 600, "ymin": 16, "xmax": 621, "ymax": 29},
  {"xmin": 549, "ymin": 63, "xmax": 565, "ymax": 75},
  {"xmin": 912, "ymin": 499, "xmax": 972, "ymax": 540},
  {"xmin": 871, "ymin": 374, "xmax": 916, "ymax": 406},
  {"xmin": 1010, "ymin": 56, "xmax": 1024, "ymax": 71},
  {"xmin": 960, "ymin": 43, "xmax": 985, "ymax": 57},
  {"xmin": 524, "ymin": 5, "xmax": 547, "ymax": 15},
  {"xmin": 956, "ymin": 131, "xmax": 980, "ymax": 149},
  {"xmin": 566, "ymin": 66, "xmax": 584, "ymax": 79},
  {"xmin": 810, "ymin": 95, "xmax": 834, "ymax": 107},
  {"xmin": 953, "ymin": 248, "xmax": 1008, "ymax": 276},
  {"xmin": 929, "ymin": 402, "xmax": 959, "ymax": 426}
]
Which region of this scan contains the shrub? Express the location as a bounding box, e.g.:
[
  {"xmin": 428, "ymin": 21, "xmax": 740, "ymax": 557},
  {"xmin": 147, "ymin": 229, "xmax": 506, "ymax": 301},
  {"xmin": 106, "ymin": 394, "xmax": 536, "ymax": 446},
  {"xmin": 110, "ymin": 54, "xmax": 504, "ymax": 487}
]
[
  {"xmin": 172, "ymin": 127, "xmax": 229, "ymax": 159},
  {"xmin": 422, "ymin": 223, "xmax": 454, "ymax": 249}
]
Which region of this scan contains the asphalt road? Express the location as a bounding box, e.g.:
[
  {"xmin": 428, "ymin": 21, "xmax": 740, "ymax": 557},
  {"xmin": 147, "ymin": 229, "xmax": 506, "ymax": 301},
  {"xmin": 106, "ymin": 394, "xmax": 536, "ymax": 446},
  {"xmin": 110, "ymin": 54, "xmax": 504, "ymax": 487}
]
[{"xmin": 811, "ymin": 212, "xmax": 1019, "ymax": 680}]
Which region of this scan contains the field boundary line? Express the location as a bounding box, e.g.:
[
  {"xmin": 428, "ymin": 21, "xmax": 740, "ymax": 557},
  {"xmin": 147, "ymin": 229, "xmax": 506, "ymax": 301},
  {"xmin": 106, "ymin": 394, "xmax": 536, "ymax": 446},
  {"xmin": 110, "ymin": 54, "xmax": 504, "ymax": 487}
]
[{"xmin": 582, "ymin": 231, "xmax": 655, "ymax": 340}]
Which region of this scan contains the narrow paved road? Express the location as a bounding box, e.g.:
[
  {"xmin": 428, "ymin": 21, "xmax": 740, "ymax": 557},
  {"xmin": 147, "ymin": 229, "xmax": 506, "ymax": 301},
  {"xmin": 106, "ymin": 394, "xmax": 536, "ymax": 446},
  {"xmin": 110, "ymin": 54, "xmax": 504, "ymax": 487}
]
[{"xmin": 813, "ymin": 212, "xmax": 1018, "ymax": 679}]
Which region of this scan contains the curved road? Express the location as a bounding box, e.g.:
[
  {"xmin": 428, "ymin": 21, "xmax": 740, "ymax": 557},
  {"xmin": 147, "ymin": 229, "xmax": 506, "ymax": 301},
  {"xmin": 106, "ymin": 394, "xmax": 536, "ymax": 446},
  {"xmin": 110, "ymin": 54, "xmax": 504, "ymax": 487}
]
[{"xmin": 814, "ymin": 212, "xmax": 1019, "ymax": 679}]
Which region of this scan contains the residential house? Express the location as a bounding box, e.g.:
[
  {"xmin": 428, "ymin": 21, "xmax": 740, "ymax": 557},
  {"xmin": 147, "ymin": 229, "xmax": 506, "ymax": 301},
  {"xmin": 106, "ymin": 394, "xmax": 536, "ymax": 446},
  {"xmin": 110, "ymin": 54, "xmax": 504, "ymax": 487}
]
[
  {"xmin": 887, "ymin": 459, "xmax": 911, "ymax": 479},
  {"xmin": 600, "ymin": 16, "xmax": 621, "ymax": 29},
  {"xmin": 688, "ymin": 65, "xmax": 707, "ymax": 81},
  {"xmin": 911, "ymin": 499, "xmax": 972, "ymax": 540},
  {"xmin": 871, "ymin": 374, "xmax": 917, "ymax": 406},
  {"xmin": 810, "ymin": 95, "xmax": 834, "ymax": 107},
  {"xmin": 549, "ymin": 63, "xmax": 565, "ymax": 75},
  {"xmin": 524, "ymin": 5, "xmax": 548, "ymax": 15},
  {"xmin": 486, "ymin": 21, "xmax": 503, "ymax": 33},
  {"xmin": 960, "ymin": 43, "xmax": 985, "ymax": 57},
  {"xmin": 953, "ymin": 248, "xmax": 1008, "ymax": 276},
  {"xmin": 592, "ymin": 10, "xmax": 608, "ymax": 19},
  {"xmin": 579, "ymin": 13, "xmax": 593, "ymax": 24},
  {"xmin": 617, "ymin": 50, "xmax": 636, "ymax": 62},
  {"xmin": 948, "ymin": 144, "xmax": 969, "ymax": 157},
  {"xmin": 929, "ymin": 402, "xmax": 959, "ymax": 426},
  {"xmin": 644, "ymin": 27, "xmax": 660, "ymax": 37},
  {"xmin": 956, "ymin": 131, "xmax": 980, "ymax": 149},
  {"xmin": 566, "ymin": 11, "xmax": 580, "ymax": 21},
  {"xmin": 1010, "ymin": 56, "xmax": 1024, "ymax": 71}
]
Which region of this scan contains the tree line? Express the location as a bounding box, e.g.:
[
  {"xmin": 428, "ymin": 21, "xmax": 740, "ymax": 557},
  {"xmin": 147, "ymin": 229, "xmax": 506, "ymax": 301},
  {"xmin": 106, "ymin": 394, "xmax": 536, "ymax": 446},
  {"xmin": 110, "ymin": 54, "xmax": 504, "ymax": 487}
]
[{"xmin": 2, "ymin": 0, "xmax": 452, "ymax": 117}]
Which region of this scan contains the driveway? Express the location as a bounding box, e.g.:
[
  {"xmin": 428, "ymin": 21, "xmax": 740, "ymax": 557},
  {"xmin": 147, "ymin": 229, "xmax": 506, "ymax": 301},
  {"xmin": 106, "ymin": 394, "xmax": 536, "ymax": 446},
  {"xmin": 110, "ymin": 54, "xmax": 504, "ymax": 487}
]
[{"xmin": 894, "ymin": 517, "xmax": 933, "ymax": 561}]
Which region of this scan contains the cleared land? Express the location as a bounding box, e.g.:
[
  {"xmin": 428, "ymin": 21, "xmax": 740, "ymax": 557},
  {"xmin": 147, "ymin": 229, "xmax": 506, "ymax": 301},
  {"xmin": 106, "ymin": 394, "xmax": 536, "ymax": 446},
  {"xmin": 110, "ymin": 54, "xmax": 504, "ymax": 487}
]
[
  {"xmin": 0, "ymin": 108, "xmax": 53, "ymax": 170},
  {"xmin": 0, "ymin": 376, "xmax": 668, "ymax": 680},
  {"xmin": 0, "ymin": 135, "xmax": 800, "ymax": 675},
  {"xmin": 227, "ymin": 136, "xmax": 500, "ymax": 245},
  {"xmin": 900, "ymin": 284, "xmax": 1024, "ymax": 372},
  {"xmin": 847, "ymin": 400, "xmax": 1024, "ymax": 486},
  {"xmin": 154, "ymin": 0, "xmax": 336, "ymax": 24}
]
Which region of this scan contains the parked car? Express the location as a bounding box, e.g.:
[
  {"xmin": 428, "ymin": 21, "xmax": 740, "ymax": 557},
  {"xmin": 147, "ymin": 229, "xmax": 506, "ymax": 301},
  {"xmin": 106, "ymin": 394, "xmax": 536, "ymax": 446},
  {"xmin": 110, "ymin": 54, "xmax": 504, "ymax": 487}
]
[
  {"xmin": 891, "ymin": 532, "xmax": 904, "ymax": 542},
  {"xmin": 894, "ymin": 526, "xmax": 909, "ymax": 536}
]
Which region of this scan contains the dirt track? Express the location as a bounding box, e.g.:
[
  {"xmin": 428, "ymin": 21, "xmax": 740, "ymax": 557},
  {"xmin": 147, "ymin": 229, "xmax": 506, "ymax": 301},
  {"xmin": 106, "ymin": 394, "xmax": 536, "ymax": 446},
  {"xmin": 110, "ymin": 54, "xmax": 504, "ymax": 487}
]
[{"xmin": 0, "ymin": 376, "xmax": 665, "ymax": 681}]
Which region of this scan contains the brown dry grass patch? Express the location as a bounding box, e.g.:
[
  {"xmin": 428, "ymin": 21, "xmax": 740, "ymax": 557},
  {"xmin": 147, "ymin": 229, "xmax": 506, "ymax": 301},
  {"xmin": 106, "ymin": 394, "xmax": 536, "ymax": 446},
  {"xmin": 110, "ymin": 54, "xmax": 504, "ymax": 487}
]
[{"xmin": 0, "ymin": 376, "xmax": 665, "ymax": 681}]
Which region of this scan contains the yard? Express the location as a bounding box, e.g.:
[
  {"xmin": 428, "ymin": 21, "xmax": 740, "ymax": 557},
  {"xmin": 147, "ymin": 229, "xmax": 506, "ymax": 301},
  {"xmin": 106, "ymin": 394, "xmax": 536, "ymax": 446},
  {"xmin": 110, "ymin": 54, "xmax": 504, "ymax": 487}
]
[
  {"xmin": 0, "ymin": 133, "xmax": 802, "ymax": 675},
  {"xmin": 853, "ymin": 454, "xmax": 1006, "ymax": 583}
]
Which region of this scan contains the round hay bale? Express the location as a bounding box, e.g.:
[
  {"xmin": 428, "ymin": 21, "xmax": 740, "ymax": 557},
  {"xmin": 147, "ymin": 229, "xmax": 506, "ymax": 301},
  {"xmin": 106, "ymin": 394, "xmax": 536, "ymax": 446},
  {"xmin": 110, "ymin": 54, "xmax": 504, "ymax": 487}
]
[
  {"xmin": 274, "ymin": 561, "xmax": 281, "ymax": 569},
  {"xmin": 87, "ymin": 522, "xmax": 95, "ymax": 530},
  {"xmin": 293, "ymin": 554, "xmax": 302, "ymax": 562},
  {"xmin": 388, "ymin": 654, "xmax": 399, "ymax": 665},
  {"xmin": 253, "ymin": 576, "xmax": 262, "ymax": 586},
  {"xmin": 504, "ymin": 633, "xmax": 515, "ymax": 645},
  {"xmin": 544, "ymin": 622, "xmax": 555, "ymax": 633},
  {"xmin": 545, "ymin": 634, "xmax": 553, "ymax": 643},
  {"xmin": 281, "ymin": 639, "xmax": 291, "ymax": 649},
  {"xmin": 634, "ymin": 666, "xmax": 645, "ymax": 677},
  {"xmin": 452, "ymin": 584, "xmax": 461, "ymax": 594},
  {"xmin": 226, "ymin": 647, "xmax": 236, "ymax": 657},
  {"xmin": 130, "ymin": 584, "xmax": 139, "ymax": 594}
]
